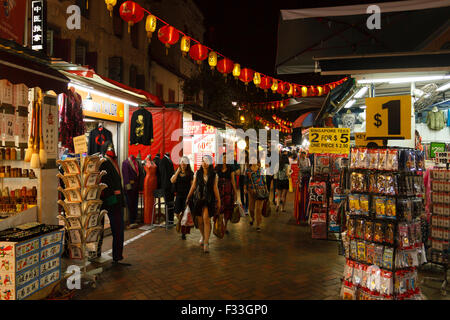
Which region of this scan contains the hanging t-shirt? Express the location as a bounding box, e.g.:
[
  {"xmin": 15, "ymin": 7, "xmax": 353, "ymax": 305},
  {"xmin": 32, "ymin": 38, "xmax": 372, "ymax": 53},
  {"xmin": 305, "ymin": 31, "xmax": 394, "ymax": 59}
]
[
  {"xmin": 88, "ymin": 127, "xmax": 113, "ymax": 155},
  {"xmin": 130, "ymin": 108, "xmax": 154, "ymax": 145}
]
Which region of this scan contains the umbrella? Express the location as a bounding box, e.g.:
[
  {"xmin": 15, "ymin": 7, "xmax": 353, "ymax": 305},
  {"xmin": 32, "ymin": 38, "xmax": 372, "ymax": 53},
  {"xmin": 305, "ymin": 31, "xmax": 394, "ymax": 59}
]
[{"xmin": 293, "ymin": 112, "xmax": 316, "ymax": 128}]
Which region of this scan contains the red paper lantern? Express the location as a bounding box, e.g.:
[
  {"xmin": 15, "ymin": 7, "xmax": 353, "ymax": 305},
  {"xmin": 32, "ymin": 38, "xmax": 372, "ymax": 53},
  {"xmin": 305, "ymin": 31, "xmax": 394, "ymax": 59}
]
[
  {"xmin": 158, "ymin": 25, "xmax": 180, "ymax": 54},
  {"xmin": 189, "ymin": 43, "xmax": 208, "ymax": 64},
  {"xmin": 120, "ymin": 1, "xmax": 145, "ymax": 33},
  {"xmin": 277, "ymin": 82, "xmax": 289, "ymax": 95},
  {"xmin": 259, "ymin": 76, "xmax": 273, "ymax": 92},
  {"xmin": 323, "ymin": 85, "xmax": 330, "ymax": 95},
  {"xmin": 217, "ymin": 58, "xmax": 234, "ymax": 78},
  {"xmin": 239, "ymin": 68, "xmax": 254, "ymax": 85},
  {"xmin": 293, "ymin": 84, "xmax": 302, "ymax": 97},
  {"xmin": 307, "ymin": 86, "xmax": 316, "ymax": 96}
]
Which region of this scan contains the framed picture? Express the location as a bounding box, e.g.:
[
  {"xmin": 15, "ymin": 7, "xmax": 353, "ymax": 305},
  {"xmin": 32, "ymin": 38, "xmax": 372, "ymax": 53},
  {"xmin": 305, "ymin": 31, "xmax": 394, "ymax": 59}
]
[
  {"xmin": 57, "ymin": 159, "xmax": 81, "ymax": 175},
  {"xmin": 82, "ymin": 155, "xmax": 105, "ymax": 174},
  {"xmin": 58, "ymin": 201, "xmax": 82, "ymax": 217},
  {"xmin": 68, "ymin": 229, "xmax": 83, "ymax": 244},
  {"xmin": 83, "ymin": 200, "xmax": 103, "ymax": 215},
  {"xmin": 83, "ymin": 171, "xmax": 106, "ymax": 188},
  {"xmin": 85, "ymin": 227, "xmax": 102, "ymax": 243},
  {"xmin": 58, "ymin": 187, "xmax": 82, "ymax": 203},
  {"xmin": 57, "ymin": 174, "xmax": 81, "ymax": 189},
  {"xmin": 85, "ymin": 211, "xmax": 105, "ymax": 229},
  {"xmin": 68, "ymin": 245, "xmax": 83, "ymax": 260}
]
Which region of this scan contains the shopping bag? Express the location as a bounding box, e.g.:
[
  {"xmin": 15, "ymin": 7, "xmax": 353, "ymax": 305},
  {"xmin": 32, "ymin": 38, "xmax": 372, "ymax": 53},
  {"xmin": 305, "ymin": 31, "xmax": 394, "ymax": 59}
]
[
  {"xmin": 213, "ymin": 214, "xmax": 225, "ymax": 239},
  {"xmin": 237, "ymin": 200, "xmax": 245, "ymax": 217},
  {"xmin": 262, "ymin": 199, "xmax": 271, "ymax": 217},
  {"xmin": 289, "ymin": 178, "xmax": 293, "ymax": 193},
  {"xmin": 231, "ymin": 203, "xmax": 241, "ymax": 224},
  {"xmin": 181, "ymin": 206, "xmax": 194, "ymax": 227}
]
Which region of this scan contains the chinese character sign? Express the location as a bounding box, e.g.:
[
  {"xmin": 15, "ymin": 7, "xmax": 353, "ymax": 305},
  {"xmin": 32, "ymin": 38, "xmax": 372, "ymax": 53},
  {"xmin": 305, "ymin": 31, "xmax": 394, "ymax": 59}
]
[{"xmin": 31, "ymin": 1, "xmax": 46, "ymax": 52}]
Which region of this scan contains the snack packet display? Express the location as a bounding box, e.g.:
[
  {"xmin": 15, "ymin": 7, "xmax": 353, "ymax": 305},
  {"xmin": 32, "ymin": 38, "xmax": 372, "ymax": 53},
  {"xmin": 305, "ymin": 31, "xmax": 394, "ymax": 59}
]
[
  {"xmin": 374, "ymin": 245, "xmax": 384, "ymax": 267},
  {"xmin": 347, "ymin": 219, "xmax": 356, "ymax": 238},
  {"xmin": 365, "ymin": 221, "xmax": 374, "ymax": 241},
  {"xmin": 368, "ymin": 149, "xmax": 379, "ymax": 170},
  {"xmin": 368, "ymin": 174, "xmax": 377, "ymax": 193},
  {"xmin": 378, "ymin": 149, "xmax": 388, "ymax": 170},
  {"xmin": 380, "ymin": 270, "xmax": 394, "ymax": 296},
  {"xmin": 385, "ymin": 223, "xmax": 395, "ymax": 244},
  {"xmin": 385, "ymin": 198, "xmax": 396, "ymax": 219},
  {"xmin": 398, "ymin": 223, "xmax": 410, "ymax": 248},
  {"xmin": 350, "ymin": 149, "xmax": 359, "ymax": 169},
  {"xmin": 341, "ymin": 283, "xmax": 356, "ymax": 300},
  {"xmin": 349, "ymin": 194, "xmax": 361, "ymax": 215},
  {"xmin": 343, "ymin": 260, "xmax": 354, "ymax": 282},
  {"xmin": 377, "ymin": 175, "xmax": 386, "ymax": 194},
  {"xmin": 351, "ymin": 172, "xmax": 366, "ymax": 193},
  {"xmin": 366, "ymin": 243, "xmax": 375, "ymax": 264},
  {"xmin": 357, "ymin": 240, "xmax": 366, "ymax": 262},
  {"xmin": 358, "ymin": 148, "xmax": 369, "ymax": 169},
  {"xmin": 367, "ymin": 265, "xmax": 381, "ymax": 292},
  {"xmin": 355, "ymin": 219, "xmax": 365, "ymax": 239},
  {"xmin": 382, "ymin": 247, "xmax": 394, "ymax": 270},
  {"xmin": 375, "ymin": 197, "xmax": 386, "ymax": 219},
  {"xmin": 359, "ymin": 195, "xmax": 370, "ymax": 216},
  {"xmin": 385, "ymin": 174, "xmax": 397, "ymax": 195},
  {"xmin": 386, "ymin": 149, "xmax": 398, "ymax": 171},
  {"xmin": 374, "ymin": 222, "xmax": 384, "ymax": 242},
  {"xmin": 415, "ymin": 151, "xmax": 424, "ymax": 171},
  {"xmin": 350, "ymin": 240, "xmax": 357, "ymax": 260}
]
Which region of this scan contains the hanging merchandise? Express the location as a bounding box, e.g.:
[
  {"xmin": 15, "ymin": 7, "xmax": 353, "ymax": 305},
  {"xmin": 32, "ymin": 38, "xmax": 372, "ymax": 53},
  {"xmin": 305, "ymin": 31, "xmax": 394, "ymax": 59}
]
[
  {"xmin": 340, "ymin": 146, "xmax": 427, "ymax": 300},
  {"xmin": 59, "ymin": 88, "xmax": 86, "ymax": 153},
  {"xmin": 88, "ymin": 124, "xmax": 113, "ymax": 155},
  {"xmin": 130, "ymin": 107, "xmax": 154, "ymax": 146},
  {"xmin": 426, "ymin": 108, "xmax": 446, "ymax": 131},
  {"xmin": 122, "ymin": 155, "xmax": 141, "ymax": 226}
]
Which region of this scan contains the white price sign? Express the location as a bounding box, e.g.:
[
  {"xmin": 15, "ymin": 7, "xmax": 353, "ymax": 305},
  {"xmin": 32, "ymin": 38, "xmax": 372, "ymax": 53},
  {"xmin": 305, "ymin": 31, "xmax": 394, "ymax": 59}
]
[{"xmin": 436, "ymin": 152, "xmax": 450, "ymax": 164}]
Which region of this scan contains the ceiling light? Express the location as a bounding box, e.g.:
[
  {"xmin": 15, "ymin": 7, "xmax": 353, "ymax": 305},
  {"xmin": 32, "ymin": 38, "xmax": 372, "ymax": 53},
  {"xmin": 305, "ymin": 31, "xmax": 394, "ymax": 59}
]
[
  {"xmin": 354, "ymin": 86, "xmax": 368, "ymax": 98},
  {"xmin": 360, "ymin": 105, "xmax": 366, "ymax": 109},
  {"xmin": 437, "ymin": 82, "xmax": 450, "ymax": 92},
  {"xmin": 344, "ymin": 99, "xmax": 356, "ymax": 109},
  {"xmin": 68, "ymin": 83, "xmax": 139, "ymax": 106},
  {"xmin": 357, "ymin": 75, "xmax": 450, "ymax": 84}
]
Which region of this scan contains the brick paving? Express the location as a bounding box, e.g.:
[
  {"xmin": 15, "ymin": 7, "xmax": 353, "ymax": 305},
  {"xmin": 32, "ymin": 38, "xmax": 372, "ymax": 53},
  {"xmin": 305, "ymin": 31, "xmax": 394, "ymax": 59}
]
[{"xmin": 69, "ymin": 193, "xmax": 450, "ymax": 300}]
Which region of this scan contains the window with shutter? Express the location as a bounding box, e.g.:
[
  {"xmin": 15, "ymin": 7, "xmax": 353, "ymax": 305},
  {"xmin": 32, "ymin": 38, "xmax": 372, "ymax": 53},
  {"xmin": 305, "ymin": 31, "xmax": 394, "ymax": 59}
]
[
  {"xmin": 131, "ymin": 24, "xmax": 139, "ymax": 49},
  {"xmin": 129, "ymin": 65, "xmax": 137, "ymax": 88},
  {"xmin": 113, "ymin": 1, "xmax": 124, "ymax": 38},
  {"xmin": 136, "ymin": 75, "xmax": 145, "ymax": 91},
  {"xmin": 156, "ymin": 82, "xmax": 164, "ymax": 100},
  {"xmin": 75, "ymin": 39, "xmax": 88, "ymax": 66},
  {"xmin": 168, "ymin": 89, "xmax": 175, "ymax": 103},
  {"xmin": 109, "ymin": 57, "xmax": 123, "ymax": 83},
  {"xmin": 86, "ymin": 52, "xmax": 98, "ymax": 71}
]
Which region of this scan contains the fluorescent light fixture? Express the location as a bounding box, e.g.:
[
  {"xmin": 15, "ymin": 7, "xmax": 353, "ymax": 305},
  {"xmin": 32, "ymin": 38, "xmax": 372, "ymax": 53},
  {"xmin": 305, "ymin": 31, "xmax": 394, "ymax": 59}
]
[
  {"xmin": 344, "ymin": 99, "xmax": 356, "ymax": 109},
  {"xmin": 360, "ymin": 105, "xmax": 366, "ymax": 109},
  {"xmin": 354, "ymin": 86, "xmax": 368, "ymax": 98},
  {"xmin": 358, "ymin": 75, "xmax": 450, "ymax": 84},
  {"xmin": 69, "ymin": 83, "xmax": 139, "ymax": 106},
  {"xmin": 437, "ymin": 82, "xmax": 450, "ymax": 92},
  {"xmin": 413, "ymin": 88, "xmax": 425, "ymax": 97},
  {"xmin": 232, "ymin": 101, "xmax": 238, "ymax": 106}
]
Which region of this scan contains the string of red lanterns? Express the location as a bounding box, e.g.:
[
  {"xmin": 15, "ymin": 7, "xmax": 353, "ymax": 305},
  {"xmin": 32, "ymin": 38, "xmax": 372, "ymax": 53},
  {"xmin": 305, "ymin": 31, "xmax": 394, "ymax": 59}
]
[
  {"xmin": 255, "ymin": 116, "xmax": 293, "ymax": 134},
  {"xmin": 241, "ymin": 99, "xmax": 291, "ymax": 111},
  {"xmin": 111, "ymin": 1, "xmax": 348, "ymax": 97},
  {"xmin": 272, "ymin": 115, "xmax": 293, "ymax": 128}
]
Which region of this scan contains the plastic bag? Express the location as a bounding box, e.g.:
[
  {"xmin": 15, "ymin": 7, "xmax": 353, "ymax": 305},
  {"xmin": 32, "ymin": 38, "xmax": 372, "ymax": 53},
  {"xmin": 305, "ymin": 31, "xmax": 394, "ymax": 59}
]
[
  {"xmin": 181, "ymin": 206, "xmax": 194, "ymax": 227},
  {"xmin": 237, "ymin": 201, "xmax": 245, "ymax": 217},
  {"xmin": 213, "ymin": 214, "xmax": 225, "ymax": 239},
  {"xmin": 231, "ymin": 202, "xmax": 241, "ymax": 223}
]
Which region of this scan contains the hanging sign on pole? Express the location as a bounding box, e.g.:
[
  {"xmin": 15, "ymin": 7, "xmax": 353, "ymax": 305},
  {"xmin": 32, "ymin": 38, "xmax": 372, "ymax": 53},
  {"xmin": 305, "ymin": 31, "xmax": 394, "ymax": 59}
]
[{"xmin": 365, "ymin": 95, "xmax": 411, "ymax": 140}]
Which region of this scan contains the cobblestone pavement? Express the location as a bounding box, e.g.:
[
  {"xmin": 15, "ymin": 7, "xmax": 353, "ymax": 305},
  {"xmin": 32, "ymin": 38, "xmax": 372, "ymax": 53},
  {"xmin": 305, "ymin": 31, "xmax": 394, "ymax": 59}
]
[{"xmin": 70, "ymin": 193, "xmax": 449, "ymax": 300}]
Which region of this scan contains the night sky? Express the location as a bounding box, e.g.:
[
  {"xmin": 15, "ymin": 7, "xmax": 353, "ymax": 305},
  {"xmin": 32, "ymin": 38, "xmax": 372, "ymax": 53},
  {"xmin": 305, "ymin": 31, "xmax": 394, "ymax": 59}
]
[{"xmin": 193, "ymin": 0, "xmax": 409, "ymax": 83}]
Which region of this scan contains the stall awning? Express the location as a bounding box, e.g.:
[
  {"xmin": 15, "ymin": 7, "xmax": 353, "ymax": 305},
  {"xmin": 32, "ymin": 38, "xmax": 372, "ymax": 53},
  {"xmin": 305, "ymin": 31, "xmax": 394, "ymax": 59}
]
[{"xmin": 0, "ymin": 40, "xmax": 69, "ymax": 94}]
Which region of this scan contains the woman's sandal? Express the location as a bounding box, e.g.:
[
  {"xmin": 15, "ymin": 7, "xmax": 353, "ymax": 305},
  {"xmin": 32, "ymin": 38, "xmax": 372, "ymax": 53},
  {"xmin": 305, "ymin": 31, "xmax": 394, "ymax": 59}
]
[{"xmin": 203, "ymin": 243, "xmax": 209, "ymax": 253}]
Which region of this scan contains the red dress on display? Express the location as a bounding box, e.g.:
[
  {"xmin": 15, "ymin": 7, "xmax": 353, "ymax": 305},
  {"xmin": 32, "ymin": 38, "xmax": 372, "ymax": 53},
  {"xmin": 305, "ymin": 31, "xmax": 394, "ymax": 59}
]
[{"xmin": 143, "ymin": 159, "xmax": 158, "ymax": 224}]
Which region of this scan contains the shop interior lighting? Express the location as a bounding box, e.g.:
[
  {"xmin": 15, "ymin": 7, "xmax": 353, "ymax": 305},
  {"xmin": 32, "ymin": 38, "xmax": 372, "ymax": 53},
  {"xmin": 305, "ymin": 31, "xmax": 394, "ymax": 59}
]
[
  {"xmin": 68, "ymin": 83, "xmax": 139, "ymax": 106},
  {"xmin": 360, "ymin": 105, "xmax": 367, "ymax": 109},
  {"xmin": 354, "ymin": 86, "xmax": 368, "ymax": 98},
  {"xmin": 358, "ymin": 75, "xmax": 450, "ymax": 84},
  {"xmin": 344, "ymin": 99, "xmax": 356, "ymax": 109},
  {"xmin": 437, "ymin": 82, "xmax": 450, "ymax": 92},
  {"xmin": 237, "ymin": 140, "xmax": 246, "ymax": 150},
  {"xmin": 232, "ymin": 101, "xmax": 238, "ymax": 106}
]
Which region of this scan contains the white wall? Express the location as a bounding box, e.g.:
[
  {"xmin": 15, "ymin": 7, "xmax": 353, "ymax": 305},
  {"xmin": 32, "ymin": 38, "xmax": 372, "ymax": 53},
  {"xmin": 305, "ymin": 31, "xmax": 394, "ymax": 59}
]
[{"xmin": 416, "ymin": 122, "xmax": 450, "ymax": 143}]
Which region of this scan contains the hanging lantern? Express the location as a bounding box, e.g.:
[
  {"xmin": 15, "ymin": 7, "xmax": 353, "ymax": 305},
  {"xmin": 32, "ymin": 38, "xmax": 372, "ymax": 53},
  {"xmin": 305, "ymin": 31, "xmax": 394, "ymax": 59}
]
[
  {"xmin": 189, "ymin": 43, "xmax": 208, "ymax": 64},
  {"xmin": 271, "ymin": 79, "xmax": 278, "ymax": 93},
  {"xmin": 287, "ymin": 83, "xmax": 293, "ymax": 96},
  {"xmin": 232, "ymin": 63, "xmax": 241, "ymax": 79},
  {"xmin": 208, "ymin": 51, "xmax": 217, "ymax": 70},
  {"xmin": 307, "ymin": 86, "xmax": 316, "ymax": 96},
  {"xmin": 301, "ymin": 86, "xmax": 308, "ymax": 97},
  {"xmin": 239, "ymin": 68, "xmax": 254, "ymax": 86},
  {"xmin": 277, "ymin": 82, "xmax": 289, "ymax": 96},
  {"xmin": 323, "ymin": 85, "xmax": 330, "ymax": 95},
  {"xmin": 105, "ymin": 0, "xmax": 117, "ymax": 17},
  {"xmin": 145, "ymin": 14, "xmax": 157, "ymax": 42},
  {"xmin": 253, "ymin": 72, "xmax": 261, "ymax": 87},
  {"xmin": 119, "ymin": 1, "xmax": 145, "ymax": 34},
  {"xmin": 260, "ymin": 76, "xmax": 273, "ymax": 92},
  {"xmin": 317, "ymin": 86, "xmax": 323, "ymax": 96},
  {"xmin": 158, "ymin": 25, "xmax": 180, "ymax": 55},
  {"xmin": 180, "ymin": 36, "xmax": 190, "ymax": 56},
  {"xmin": 217, "ymin": 58, "xmax": 234, "ymax": 79}
]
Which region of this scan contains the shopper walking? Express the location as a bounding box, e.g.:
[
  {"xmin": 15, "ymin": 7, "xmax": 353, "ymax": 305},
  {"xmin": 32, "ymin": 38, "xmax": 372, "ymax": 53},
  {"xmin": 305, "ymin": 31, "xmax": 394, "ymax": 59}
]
[
  {"xmin": 294, "ymin": 151, "xmax": 311, "ymax": 223},
  {"xmin": 237, "ymin": 151, "xmax": 249, "ymax": 214},
  {"xmin": 186, "ymin": 155, "xmax": 221, "ymax": 253},
  {"xmin": 276, "ymin": 150, "xmax": 292, "ymax": 212},
  {"xmin": 216, "ymin": 153, "xmax": 238, "ymax": 235},
  {"xmin": 245, "ymin": 156, "xmax": 268, "ymax": 232},
  {"xmin": 171, "ymin": 156, "xmax": 194, "ymax": 240}
]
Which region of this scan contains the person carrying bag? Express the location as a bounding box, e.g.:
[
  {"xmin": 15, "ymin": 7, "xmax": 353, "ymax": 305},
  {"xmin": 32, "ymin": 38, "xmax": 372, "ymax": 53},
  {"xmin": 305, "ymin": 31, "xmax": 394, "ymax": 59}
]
[{"xmin": 245, "ymin": 157, "xmax": 269, "ymax": 232}]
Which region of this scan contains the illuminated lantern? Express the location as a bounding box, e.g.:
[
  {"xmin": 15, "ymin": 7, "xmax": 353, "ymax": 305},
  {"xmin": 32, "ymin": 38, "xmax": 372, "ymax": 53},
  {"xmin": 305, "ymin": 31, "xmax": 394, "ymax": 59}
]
[
  {"xmin": 105, "ymin": 0, "xmax": 117, "ymax": 17},
  {"xmin": 180, "ymin": 36, "xmax": 190, "ymax": 56},
  {"xmin": 323, "ymin": 85, "xmax": 330, "ymax": 95},
  {"xmin": 189, "ymin": 43, "xmax": 208, "ymax": 64},
  {"xmin": 239, "ymin": 68, "xmax": 254, "ymax": 86},
  {"xmin": 120, "ymin": 1, "xmax": 145, "ymax": 34},
  {"xmin": 271, "ymin": 79, "xmax": 278, "ymax": 93},
  {"xmin": 217, "ymin": 58, "xmax": 234, "ymax": 79},
  {"xmin": 287, "ymin": 83, "xmax": 293, "ymax": 96},
  {"xmin": 145, "ymin": 14, "xmax": 157, "ymax": 42},
  {"xmin": 253, "ymin": 72, "xmax": 261, "ymax": 87},
  {"xmin": 301, "ymin": 86, "xmax": 308, "ymax": 97},
  {"xmin": 293, "ymin": 84, "xmax": 301, "ymax": 97},
  {"xmin": 317, "ymin": 86, "xmax": 323, "ymax": 96},
  {"xmin": 158, "ymin": 25, "xmax": 180, "ymax": 55},
  {"xmin": 208, "ymin": 51, "xmax": 217, "ymax": 70},
  {"xmin": 260, "ymin": 76, "xmax": 273, "ymax": 92},
  {"xmin": 277, "ymin": 82, "xmax": 289, "ymax": 96},
  {"xmin": 232, "ymin": 63, "xmax": 241, "ymax": 79}
]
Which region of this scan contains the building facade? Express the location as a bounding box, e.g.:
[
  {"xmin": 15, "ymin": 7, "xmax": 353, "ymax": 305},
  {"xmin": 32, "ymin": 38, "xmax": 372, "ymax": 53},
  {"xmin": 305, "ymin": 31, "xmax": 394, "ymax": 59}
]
[{"xmin": 43, "ymin": 0, "xmax": 204, "ymax": 104}]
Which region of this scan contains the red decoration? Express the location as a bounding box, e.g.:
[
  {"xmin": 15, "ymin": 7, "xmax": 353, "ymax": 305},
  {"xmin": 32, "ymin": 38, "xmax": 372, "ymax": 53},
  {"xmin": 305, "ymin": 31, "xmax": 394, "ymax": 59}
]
[
  {"xmin": 158, "ymin": 25, "xmax": 180, "ymax": 54},
  {"xmin": 217, "ymin": 58, "xmax": 234, "ymax": 78},
  {"xmin": 120, "ymin": 1, "xmax": 145, "ymax": 33},
  {"xmin": 307, "ymin": 86, "xmax": 316, "ymax": 96},
  {"xmin": 293, "ymin": 84, "xmax": 302, "ymax": 97},
  {"xmin": 259, "ymin": 76, "xmax": 273, "ymax": 92},
  {"xmin": 323, "ymin": 85, "xmax": 330, "ymax": 95},
  {"xmin": 189, "ymin": 43, "xmax": 208, "ymax": 64},
  {"xmin": 277, "ymin": 82, "xmax": 289, "ymax": 95},
  {"xmin": 239, "ymin": 68, "xmax": 254, "ymax": 85}
]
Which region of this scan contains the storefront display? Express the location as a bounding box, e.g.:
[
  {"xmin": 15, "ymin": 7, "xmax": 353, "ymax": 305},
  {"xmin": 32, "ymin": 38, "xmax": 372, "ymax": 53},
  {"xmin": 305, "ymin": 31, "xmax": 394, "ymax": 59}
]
[
  {"xmin": 130, "ymin": 107, "xmax": 154, "ymax": 146},
  {"xmin": 340, "ymin": 147, "xmax": 426, "ymax": 300}
]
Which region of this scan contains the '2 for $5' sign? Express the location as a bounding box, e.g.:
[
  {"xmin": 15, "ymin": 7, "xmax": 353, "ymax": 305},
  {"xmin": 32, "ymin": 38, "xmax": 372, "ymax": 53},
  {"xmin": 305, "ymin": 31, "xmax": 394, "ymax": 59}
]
[{"xmin": 309, "ymin": 128, "xmax": 350, "ymax": 154}]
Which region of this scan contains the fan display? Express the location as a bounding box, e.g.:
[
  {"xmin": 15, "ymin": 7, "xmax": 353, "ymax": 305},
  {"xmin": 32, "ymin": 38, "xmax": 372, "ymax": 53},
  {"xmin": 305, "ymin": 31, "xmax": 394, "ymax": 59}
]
[{"xmin": 57, "ymin": 155, "xmax": 107, "ymax": 260}]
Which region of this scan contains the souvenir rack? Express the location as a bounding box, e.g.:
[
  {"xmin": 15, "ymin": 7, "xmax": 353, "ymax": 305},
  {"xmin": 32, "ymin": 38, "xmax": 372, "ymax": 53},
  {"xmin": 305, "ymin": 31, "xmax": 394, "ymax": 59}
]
[{"xmin": 340, "ymin": 146, "xmax": 427, "ymax": 300}]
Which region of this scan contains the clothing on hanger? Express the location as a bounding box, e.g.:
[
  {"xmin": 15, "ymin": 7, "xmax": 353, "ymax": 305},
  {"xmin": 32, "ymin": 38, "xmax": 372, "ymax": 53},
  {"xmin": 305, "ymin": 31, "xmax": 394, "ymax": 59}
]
[
  {"xmin": 426, "ymin": 109, "xmax": 445, "ymax": 130},
  {"xmin": 59, "ymin": 89, "xmax": 86, "ymax": 152},
  {"xmin": 130, "ymin": 107, "xmax": 153, "ymax": 145},
  {"xmin": 88, "ymin": 125, "xmax": 113, "ymax": 155}
]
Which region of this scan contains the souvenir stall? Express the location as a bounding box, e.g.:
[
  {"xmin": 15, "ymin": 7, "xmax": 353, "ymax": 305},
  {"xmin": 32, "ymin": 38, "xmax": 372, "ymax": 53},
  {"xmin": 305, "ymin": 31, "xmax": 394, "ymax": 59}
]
[{"xmin": 0, "ymin": 40, "xmax": 68, "ymax": 300}]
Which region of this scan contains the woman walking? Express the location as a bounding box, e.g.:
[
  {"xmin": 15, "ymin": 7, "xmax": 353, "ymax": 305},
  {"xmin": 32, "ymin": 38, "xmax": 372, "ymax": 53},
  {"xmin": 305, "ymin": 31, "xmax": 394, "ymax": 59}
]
[
  {"xmin": 276, "ymin": 150, "xmax": 292, "ymax": 212},
  {"xmin": 186, "ymin": 155, "xmax": 221, "ymax": 253},
  {"xmin": 216, "ymin": 153, "xmax": 238, "ymax": 235},
  {"xmin": 245, "ymin": 156, "xmax": 268, "ymax": 232},
  {"xmin": 171, "ymin": 156, "xmax": 194, "ymax": 240}
]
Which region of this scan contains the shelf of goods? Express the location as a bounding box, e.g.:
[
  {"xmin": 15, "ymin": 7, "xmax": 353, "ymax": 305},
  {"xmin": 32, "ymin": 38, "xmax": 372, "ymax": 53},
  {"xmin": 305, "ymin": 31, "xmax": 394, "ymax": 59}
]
[
  {"xmin": 340, "ymin": 147, "xmax": 427, "ymax": 300},
  {"xmin": 309, "ymin": 153, "xmax": 348, "ymax": 240},
  {"xmin": 0, "ymin": 223, "xmax": 64, "ymax": 300},
  {"xmin": 57, "ymin": 155, "xmax": 107, "ymax": 260}
]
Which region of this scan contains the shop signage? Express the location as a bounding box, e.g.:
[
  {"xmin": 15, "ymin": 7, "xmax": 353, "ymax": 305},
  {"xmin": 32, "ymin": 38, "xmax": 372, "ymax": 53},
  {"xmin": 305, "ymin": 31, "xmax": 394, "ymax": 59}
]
[
  {"xmin": 436, "ymin": 152, "xmax": 450, "ymax": 164},
  {"xmin": 0, "ymin": 0, "xmax": 27, "ymax": 45},
  {"xmin": 365, "ymin": 95, "xmax": 411, "ymax": 140},
  {"xmin": 31, "ymin": 0, "xmax": 47, "ymax": 52},
  {"xmin": 308, "ymin": 128, "xmax": 350, "ymax": 154},
  {"xmin": 73, "ymin": 135, "xmax": 87, "ymax": 154},
  {"xmin": 76, "ymin": 89, "xmax": 125, "ymax": 123},
  {"xmin": 183, "ymin": 121, "xmax": 202, "ymax": 136},
  {"xmin": 354, "ymin": 132, "xmax": 384, "ymax": 147},
  {"xmin": 430, "ymin": 142, "xmax": 446, "ymax": 158}
]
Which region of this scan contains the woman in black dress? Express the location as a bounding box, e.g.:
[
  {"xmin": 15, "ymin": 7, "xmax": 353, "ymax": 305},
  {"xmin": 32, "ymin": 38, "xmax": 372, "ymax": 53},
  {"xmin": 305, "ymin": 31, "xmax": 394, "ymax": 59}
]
[
  {"xmin": 171, "ymin": 156, "xmax": 194, "ymax": 240},
  {"xmin": 186, "ymin": 155, "xmax": 221, "ymax": 253}
]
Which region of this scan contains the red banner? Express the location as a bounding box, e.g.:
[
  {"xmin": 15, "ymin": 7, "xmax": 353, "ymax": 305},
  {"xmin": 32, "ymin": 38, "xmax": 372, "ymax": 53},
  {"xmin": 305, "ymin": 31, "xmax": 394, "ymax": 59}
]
[
  {"xmin": 128, "ymin": 107, "xmax": 182, "ymax": 163},
  {"xmin": 0, "ymin": 0, "xmax": 27, "ymax": 45}
]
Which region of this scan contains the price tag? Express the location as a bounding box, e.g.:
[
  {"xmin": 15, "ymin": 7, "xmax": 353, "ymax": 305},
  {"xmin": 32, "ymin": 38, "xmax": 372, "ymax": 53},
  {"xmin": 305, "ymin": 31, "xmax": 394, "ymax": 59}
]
[
  {"xmin": 365, "ymin": 95, "xmax": 411, "ymax": 140},
  {"xmin": 308, "ymin": 128, "xmax": 350, "ymax": 154},
  {"xmin": 73, "ymin": 135, "xmax": 87, "ymax": 155},
  {"xmin": 354, "ymin": 132, "xmax": 384, "ymax": 147},
  {"xmin": 436, "ymin": 152, "xmax": 450, "ymax": 164}
]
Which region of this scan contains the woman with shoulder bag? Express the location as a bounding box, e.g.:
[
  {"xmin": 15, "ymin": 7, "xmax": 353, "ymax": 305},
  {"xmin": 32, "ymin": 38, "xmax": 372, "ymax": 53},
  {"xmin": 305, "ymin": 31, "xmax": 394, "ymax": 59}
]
[
  {"xmin": 186, "ymin": 155, "xmax": 221, "ymax": 253},
  {"xmin": 244, "ymin": 156, "xmax": 268, "ymax": 232},
  {"xmin": 171, "ymin": 156, "xmax": 194, "ymax": 240}
]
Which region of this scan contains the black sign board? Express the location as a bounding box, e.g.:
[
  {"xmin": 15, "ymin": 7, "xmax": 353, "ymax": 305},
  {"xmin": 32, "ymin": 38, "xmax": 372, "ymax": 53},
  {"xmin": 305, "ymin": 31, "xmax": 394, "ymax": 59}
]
[{"xmin": 31, "ymin": 0, "xmax": 47, "ymax": 53}]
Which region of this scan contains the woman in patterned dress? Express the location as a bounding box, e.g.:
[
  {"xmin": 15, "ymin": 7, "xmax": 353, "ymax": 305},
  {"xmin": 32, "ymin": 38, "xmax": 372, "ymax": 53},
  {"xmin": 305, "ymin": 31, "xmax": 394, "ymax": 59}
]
[{"xmin": 216, "ymin": 153, "xmax": 238, "ymax": 235}]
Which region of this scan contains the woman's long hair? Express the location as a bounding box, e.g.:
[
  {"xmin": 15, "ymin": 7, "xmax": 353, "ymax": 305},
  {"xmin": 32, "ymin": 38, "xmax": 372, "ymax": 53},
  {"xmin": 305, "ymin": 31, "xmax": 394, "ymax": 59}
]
[
  {"xmin": 197, "ymin": 155, "xmax": 216, "ymax": 189},
  {"xmin": 180, "ymin": 156, "xmax": 194, "ymax": 180},
  {"xmin": 280, "ymin": 153, "xmax": 290, "ymax": 168},
  {"xmin": 215, "ymin": 153, "xmax": 232, "ymax": 174}
]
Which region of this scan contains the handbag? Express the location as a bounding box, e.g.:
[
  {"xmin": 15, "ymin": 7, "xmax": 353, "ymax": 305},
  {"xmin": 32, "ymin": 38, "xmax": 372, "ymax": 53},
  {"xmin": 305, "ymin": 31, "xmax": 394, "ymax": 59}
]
[
  {"xmin": 249, "ymin": 170, "xmax": 269, "ymax": 200},
  {"xmin": 262, "ymin": 199, "xmax": 271, "ymax": 217},
  {"xmin": 231, "ymin": 202, "xmax": 241, "ymax": 223},
  {"xmin": 213, "ymin": 214, "xmax": 225, "ymax": 239},
  {"xmin": 181, "ymin": 206, "xmax": 194, "ymax": 227}
]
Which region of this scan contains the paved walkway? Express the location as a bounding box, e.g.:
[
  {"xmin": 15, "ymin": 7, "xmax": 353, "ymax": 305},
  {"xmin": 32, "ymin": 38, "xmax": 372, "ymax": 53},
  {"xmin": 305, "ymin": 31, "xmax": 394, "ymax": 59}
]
[{"xmin": 71, "ymin": 193, "xmax": 449, "ymax": 300}]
